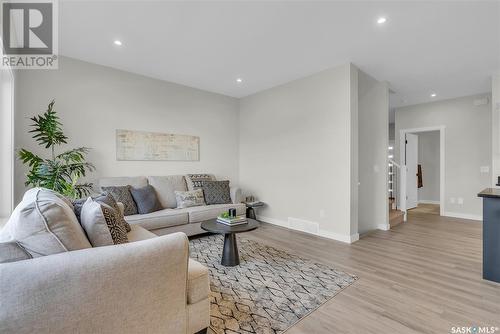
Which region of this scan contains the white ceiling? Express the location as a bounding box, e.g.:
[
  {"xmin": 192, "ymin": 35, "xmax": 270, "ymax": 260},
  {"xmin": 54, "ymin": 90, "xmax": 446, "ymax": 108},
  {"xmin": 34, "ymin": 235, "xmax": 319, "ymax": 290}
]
[{"xmin": 59, "ymin": 1, "xmax": 500, "ymax": 107}]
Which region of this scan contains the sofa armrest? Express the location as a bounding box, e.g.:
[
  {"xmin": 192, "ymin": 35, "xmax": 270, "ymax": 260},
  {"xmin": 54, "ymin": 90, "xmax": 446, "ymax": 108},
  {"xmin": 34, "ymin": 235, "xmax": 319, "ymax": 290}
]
[
  {"xmin": 230, "ymin": 186, "xmax": 242, "ymax": 204},
  {"xmin": 0, "ymin": 233, "xmax": 190, "ymax": 334}
]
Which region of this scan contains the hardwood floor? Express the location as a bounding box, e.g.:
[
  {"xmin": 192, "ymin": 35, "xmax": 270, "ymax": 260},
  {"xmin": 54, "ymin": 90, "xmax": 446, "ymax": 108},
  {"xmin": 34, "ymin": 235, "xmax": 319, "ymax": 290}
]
[
  {"xmin": 244, "ymin": 210, "xmax": 500, "ymax": 333},
  {"xmin": 408, "ymin": 203, "xmax": 441, "ymax": 215}
]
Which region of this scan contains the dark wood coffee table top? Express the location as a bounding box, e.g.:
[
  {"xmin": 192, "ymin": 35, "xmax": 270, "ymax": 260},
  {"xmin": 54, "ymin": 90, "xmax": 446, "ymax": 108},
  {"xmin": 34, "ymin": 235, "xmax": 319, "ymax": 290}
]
[{"xmin": 201, "ymin": 218, "xmax": 259, "ymax": 235}]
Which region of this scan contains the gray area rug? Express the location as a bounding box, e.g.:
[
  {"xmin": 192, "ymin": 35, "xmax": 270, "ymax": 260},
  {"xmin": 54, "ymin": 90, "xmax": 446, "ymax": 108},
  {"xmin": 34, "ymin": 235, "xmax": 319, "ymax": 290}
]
[{"xmin": 189, "ymin": 234, "xmax": 358, "ymax": 334}]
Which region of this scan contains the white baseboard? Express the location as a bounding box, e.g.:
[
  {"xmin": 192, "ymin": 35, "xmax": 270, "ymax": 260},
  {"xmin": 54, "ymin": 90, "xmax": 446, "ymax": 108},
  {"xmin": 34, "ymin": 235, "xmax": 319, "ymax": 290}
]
[
  {"xmin": 418, "ymin": 200, "xmax": 440, "ymax": 205},
  {"xmin": 257, "ymin": 215, "xmax": 358, "ymax": 244},
  {"xmin": 377, "ymin": 224, "xmax": 391, "ymax": 231},
  {"xmin": 319, "ymin": 229, "xmax": 359, "ymax": 243},
  {"xmin": 443, "ymin": 211, "xmax": 482, "ymax": 221}
]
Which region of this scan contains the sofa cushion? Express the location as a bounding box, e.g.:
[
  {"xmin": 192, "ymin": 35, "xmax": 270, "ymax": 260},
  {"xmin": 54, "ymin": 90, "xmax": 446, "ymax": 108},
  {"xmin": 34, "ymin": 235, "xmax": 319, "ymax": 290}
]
[
  {"xmin": 0, "ymin": 188, "xmax": 92, "ymax": 257},
  {"xmin": 187, "ymin": 203, "xmax": 246, "ymax": 223},
  {"xmin": 98, "ymin": 176, "xmax": 148, "ymax": 190},
  {"xmin": 201, "ymin": 180, "xmax": 232, "ymax": 205},
  {"xmin": 125, "ymin": 208, "xmax": 189, "ymax": 230},
  {"xmin": 80, "ymin": 198, "xmax": 129, "ymax": 246},
  {"xmin": 102, "ymin": 185, "xmax": 138, "ymax": 216},
  {"xmin": 188, "ymin": 259, "xmax": 209, "ymax": 305},
  {"xmin": 127, "ymin": 225, "xmax": 157, "ymax": 242},
  {"xmin": 130, "ymin": 185, "xmax": 162, "ymax": 214},
  {"xmin": 148, "ymin": 176, "xmax": 187, "ymax": 209},
  {"xmin": 175, "ymin": 189, "xmax": 206, "ymax": 209},
  {"xmin": 0, "ymin": 241, "xmax": 32, "ymax": 263},
  {"xmin": 185, "ymin": 174, "xmax": 215, "ymax": 190}
]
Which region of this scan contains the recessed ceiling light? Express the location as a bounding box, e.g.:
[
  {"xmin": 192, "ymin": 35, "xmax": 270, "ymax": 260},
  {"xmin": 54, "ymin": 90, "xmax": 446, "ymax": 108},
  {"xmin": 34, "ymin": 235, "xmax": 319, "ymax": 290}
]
[
  {"xmin": 114, "ymin": 40, "xmax": 122, "ymax": 46},
  {"xmin": 431, "ymin": 93, "xmax": 437, "ymax": 97},
  {"xmin": 236, "ymin": 78, "xmax": 243, "ymax": 83},
  {"xmin": 377, "ymin": 17, "xmax": 387, "ymax": 24}
]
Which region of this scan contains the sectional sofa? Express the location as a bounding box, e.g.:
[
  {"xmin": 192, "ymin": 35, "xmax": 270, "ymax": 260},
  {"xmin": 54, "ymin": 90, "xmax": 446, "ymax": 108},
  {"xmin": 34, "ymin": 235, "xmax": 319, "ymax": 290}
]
[
  {"xmin": 0, "ymin": 187, "xmax": 211, "ymax": 334},
  {"xmin": 98, "ymin": 175, "xmax": 246, "ymax": 236}
]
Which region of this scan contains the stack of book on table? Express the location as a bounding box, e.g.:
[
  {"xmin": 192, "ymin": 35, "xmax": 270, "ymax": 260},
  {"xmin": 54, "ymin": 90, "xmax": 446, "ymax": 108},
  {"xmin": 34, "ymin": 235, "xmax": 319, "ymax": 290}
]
[{"xmin": 217, "ymin": 215, "xmax": 247, "ymax": 226}]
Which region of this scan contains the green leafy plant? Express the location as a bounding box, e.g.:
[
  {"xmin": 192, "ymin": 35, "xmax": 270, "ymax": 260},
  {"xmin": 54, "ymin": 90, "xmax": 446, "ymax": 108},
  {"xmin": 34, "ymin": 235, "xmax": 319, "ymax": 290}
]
[
  {"xmin": 219, "ymin": 212, "xmax": 231, "ymax": 219},
  {"xmin": 18, "ymin": 100, "xmax": 95, "ymax": 199}
]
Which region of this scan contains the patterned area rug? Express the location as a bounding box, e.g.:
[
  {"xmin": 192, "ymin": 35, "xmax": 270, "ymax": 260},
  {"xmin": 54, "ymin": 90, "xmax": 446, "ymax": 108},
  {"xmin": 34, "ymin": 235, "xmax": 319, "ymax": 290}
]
[{"xmin": 189, "ymin": 235, "xmax": 358, "ymax": 334}]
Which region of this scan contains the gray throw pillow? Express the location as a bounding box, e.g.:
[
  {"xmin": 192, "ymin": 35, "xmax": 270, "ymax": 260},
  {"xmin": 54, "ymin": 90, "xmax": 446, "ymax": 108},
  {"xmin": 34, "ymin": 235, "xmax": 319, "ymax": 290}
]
[
  {"xmin": 185, "ymin": 174, "xmax": 215, "ymax": 190},
  {"xmin": 0, "ymin": 241, "xmax": 32, "ymax": 263},
  {"xmin": 80, "ymin": 198, "xmax": 128, "ymax": 246},
  {"xmin": 0, "ymin": 188, "xmax": 92, "ymax": 258},
  {"xmin": 175, "ymin": 189, "xmax": 206, "ymax": 208},
  {"xmin": 130, "ymin": 185, "xmax": 162, "ymax": 214},
  {"xmin": 201, "ymin": 180, "xmax": 232, "ymax": 205},
  {"xmin": 102, "ymin": 185, "xmax": 138, "ymax": 216},
  {"xmin": 73, "ymin": 193, "xmax": 131, "ymax": 232}
]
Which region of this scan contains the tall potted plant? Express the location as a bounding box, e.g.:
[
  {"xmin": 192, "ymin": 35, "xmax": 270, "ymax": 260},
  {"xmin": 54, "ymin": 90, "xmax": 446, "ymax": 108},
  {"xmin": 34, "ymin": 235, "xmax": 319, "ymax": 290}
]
[{"xmin": 18, "ymin": 100, "xmax": 95, "ymax": 199}]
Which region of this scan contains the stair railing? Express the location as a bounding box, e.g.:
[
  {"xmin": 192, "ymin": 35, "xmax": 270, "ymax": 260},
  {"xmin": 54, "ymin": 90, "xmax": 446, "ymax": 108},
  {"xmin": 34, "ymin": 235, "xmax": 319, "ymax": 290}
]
[{"xmin": 389, "ymin": 159, "xmax": 401, "ymax": 211}]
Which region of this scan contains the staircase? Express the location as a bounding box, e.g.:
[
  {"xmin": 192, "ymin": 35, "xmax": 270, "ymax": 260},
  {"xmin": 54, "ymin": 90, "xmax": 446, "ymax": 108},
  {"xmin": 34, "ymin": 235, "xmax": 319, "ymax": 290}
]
[
  {"xmin": 388, "ymin": 156, "xmax": 405, "ymax": 229},
  {"xmin": 389, "ymin": 199, "xmax": 404, "ymax": 228}
]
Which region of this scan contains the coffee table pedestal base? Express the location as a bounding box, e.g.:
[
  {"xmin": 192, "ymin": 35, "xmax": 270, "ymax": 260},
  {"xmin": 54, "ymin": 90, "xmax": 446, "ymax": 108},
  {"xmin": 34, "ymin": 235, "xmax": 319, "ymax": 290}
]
[{"xmin": 221, "ymin": 233, "xmax": 239, "ymax": 266}]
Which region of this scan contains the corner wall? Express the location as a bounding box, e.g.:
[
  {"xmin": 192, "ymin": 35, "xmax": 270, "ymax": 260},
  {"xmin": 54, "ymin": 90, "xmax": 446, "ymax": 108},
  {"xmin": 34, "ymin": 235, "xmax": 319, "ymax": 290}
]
[
  {"xmin": 0, "ymin": 51, "xmax": 15, "ymax": 222},
  {"xmin": 238, "ymin": 64, "xmax": 358, "ymax": 242},
  {"xmin": 492, "ymin": 75, "xmax": 500, "ymax": 186},
  {"xmin": 357, "ymin": 70, "xmax": 389, "ymax": 233},
  {"xmin": 14, "ymin": 57, "xmax": 240, "ymax": 203}
]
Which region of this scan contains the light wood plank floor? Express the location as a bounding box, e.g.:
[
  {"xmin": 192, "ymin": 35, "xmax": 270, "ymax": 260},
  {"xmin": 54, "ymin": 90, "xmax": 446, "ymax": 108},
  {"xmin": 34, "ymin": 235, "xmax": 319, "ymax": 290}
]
[
  {"xmin": 408, "ymin": 204, "xmax": 440, "ymax": 215},
  {"xmin": 244, "ymin": 210, "xmax": 500, "ymax": 333}
]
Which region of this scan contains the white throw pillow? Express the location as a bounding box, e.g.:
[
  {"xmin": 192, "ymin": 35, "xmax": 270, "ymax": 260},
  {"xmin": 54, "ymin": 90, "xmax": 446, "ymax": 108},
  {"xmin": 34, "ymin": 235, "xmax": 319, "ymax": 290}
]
[
  {"xmin": 0, "ymin": 188, "xmax": 91, "ymax": 257},
  {"xmin": 80, "ymin": 198, "xmax": 115, "ymax": 247},
  {"xmin": 175, "ymin": 189, "xmax": 206, "ymax": 208}
]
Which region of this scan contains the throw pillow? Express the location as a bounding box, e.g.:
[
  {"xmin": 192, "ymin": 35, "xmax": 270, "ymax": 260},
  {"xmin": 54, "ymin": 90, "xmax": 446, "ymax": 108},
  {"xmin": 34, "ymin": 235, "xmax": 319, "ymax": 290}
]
[
  {"xmin": 175, "ymin": 189, "xmax": 206, "ymax": 208},
  {"xmin": 0, "ymin": 188, "xmax": 92, "ymax": 258},
  {"xmin": 101, "ymin": 185, "xmax": 138, "ymax": 216},
  {"xmin": 130, "ymin": 185, "xmax": 162, "ymax": 214},
  {"xmin": 201, "ymin": 180, "xmax": 232, "ymax": 205},
  {"xmin": 80, "ymin": 198, "xmax": 128, "ymax": 246},
  {"xmin": 185, "ymin": 174, "xmax": 215, "ymax": 190},
  {"xmin": 73, "ymin": 193, "xmax": 131, "ymax": 232},
  {"xmin": 0, "ymin": 241, "xmax": 32, "ymax": 263}
]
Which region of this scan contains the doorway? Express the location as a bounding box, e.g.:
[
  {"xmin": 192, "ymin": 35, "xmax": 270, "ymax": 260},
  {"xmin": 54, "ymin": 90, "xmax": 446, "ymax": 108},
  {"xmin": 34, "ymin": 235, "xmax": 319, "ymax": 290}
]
[{"xmin": 399, "ymin": 126, "xmax": 445, "ymax": 217}]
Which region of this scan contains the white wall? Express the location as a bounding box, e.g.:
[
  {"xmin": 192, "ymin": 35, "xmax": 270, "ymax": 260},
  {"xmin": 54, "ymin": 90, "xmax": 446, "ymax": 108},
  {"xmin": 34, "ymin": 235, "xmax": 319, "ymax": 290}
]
[
  {"xmin": 492, "ymin": 75, "xmax": 500, "ymax": 187},
  {"xmin": 357, "ymin": 70, "xmax": 389, "ymax": 233},
  {"xmin": 417, "ymin": 131, "xmax": 440, "ymax": 203},
  {"xmin": 14, "ymin": 57, "xmax": 240, "ymax": 203},
  {"xmin": 239, "ymin": 64, "xmax": 358, "ymax": 242},
  {"xmin": 396, "ymin": 94, "xmax": 492, "ymax": 220},
  {"xmin": 0, "ymin": 46, "xmax": 15, "ymax": 223}
]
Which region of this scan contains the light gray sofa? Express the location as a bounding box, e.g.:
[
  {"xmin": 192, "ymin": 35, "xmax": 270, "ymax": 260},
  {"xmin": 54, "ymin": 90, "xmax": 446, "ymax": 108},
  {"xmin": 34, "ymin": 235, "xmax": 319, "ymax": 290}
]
[
  {"xmin": 1, "ymin": 227, "xmax": 210, "ymax": 334},
  {"xmin": 0, "ymin": 188, "xmax": 210, "ymax": 334},
  {"xmin": 99, "ymin": 175, "xmax": 246, "ymax": 236}
]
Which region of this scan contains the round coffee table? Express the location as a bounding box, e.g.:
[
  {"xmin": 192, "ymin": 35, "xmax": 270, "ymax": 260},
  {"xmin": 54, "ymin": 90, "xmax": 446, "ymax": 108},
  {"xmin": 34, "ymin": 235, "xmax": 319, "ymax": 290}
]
[{"xmin": 200, "ymin": 219, "xmax": 259, "ymax": 266}]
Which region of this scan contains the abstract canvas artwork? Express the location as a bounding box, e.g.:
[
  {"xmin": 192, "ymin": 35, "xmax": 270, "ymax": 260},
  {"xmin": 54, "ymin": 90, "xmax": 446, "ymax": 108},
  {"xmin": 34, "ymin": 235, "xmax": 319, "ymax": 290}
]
[{"xmin": 116, "ymin": 129, "xmax": 200, "ymax": 161}]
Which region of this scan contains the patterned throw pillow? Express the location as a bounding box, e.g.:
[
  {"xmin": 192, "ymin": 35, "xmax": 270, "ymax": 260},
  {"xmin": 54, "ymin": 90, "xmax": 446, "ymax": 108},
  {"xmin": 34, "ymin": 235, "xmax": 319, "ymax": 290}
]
[
  {"xmin": 101, "ymin": 185, "xmax": 138, "ymax": 216},
  {"xmin": 175, "ymin": 189, "xmax": 206, "ymax": 208},
  {"xmin": 72, "ymin": 193, "xmax": 131, "ymax": 232},
  {"xmin": 80, "ymin": 198, "xmax": 128, "ymax": 246},
  {"xmin": 130, "ymin": 185, "xmax": 162, "ymax": 214},
  {"xmin": 101, "ymin": 204, "xmax": 129, "ymax": 244},
  {"xmin": 201, "ymin": 180, "xmax": 232, "ymax": 205},
  {"xmin": 185, "ymin": 174, "xmax": 215, "ymax": 190}
]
